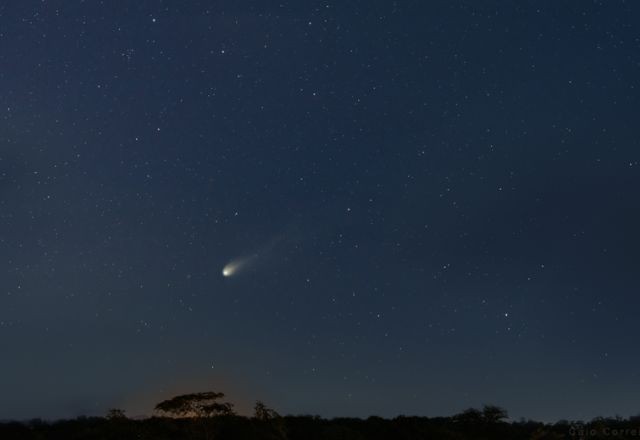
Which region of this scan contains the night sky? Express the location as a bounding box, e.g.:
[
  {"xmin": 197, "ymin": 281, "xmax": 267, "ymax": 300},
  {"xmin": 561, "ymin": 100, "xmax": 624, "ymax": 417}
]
[{"xmin": 1, "ymin": 0, "xmax": 639, "ymax": 422}]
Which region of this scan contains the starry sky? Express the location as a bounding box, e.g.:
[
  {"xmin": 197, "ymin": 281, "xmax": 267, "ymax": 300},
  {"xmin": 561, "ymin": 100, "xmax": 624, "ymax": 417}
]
[{"xmin": 1, "ymin": 0, "xmax": 639, "ymax": 422}]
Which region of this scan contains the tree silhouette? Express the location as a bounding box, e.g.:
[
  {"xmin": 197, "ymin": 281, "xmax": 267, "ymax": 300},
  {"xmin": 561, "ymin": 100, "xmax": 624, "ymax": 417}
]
[
  {"xmin": 155, "ymin": 392, "xmax": 235, "ymax": 440},
  {"xmin": 254, "ymin": 400, "xmax": 280, "ymax": 421},
  {"xmin": 453, "ymin": 408, "xmax": 483, "ymax": 425},
  {"xmin": 482, "ymin": 405, "xmax": 508, "ymax": 423},
  {"xmin": 155, "ymin": 391, "xmax": 235, "ymax": 418},
  {"xmin": 8, "ymin": 407, "xmax": 640, "ymax": 440},
  {"xmin": 253, "ymin": 400, "xmax": 288, "ymax": 439},
  {"xmin": 106, "ymin": 408, "xmax": 126, "ymax": 420}
]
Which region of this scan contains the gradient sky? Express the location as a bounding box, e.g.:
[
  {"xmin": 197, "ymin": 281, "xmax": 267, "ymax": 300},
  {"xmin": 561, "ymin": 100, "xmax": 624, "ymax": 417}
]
[{"xmin": 1, "ymin": 0, "xmax": 639, "ymax": 422}]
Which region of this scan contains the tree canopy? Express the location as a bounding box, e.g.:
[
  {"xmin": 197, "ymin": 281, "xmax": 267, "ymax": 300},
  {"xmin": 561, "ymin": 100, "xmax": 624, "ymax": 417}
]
[{"xmin": 154, "ymin": 392, "xmax": 235, "ymax": 418}]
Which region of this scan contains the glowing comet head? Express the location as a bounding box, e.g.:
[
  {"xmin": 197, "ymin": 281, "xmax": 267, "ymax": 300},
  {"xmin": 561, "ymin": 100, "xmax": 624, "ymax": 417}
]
[
  {"xmin": 222, "ymin": 257, "xmax": 250, "ymax": 278},
  {"xmin": 222, "ymin": 253, "xmax": 259, "ymax": 278},
  {"xmin": 222, "ymin": 264, "xmax": 235, "ymax": 277}
]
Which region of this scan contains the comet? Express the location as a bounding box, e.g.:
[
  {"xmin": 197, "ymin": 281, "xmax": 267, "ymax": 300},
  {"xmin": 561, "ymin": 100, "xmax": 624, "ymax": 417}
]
[
  {"xmin": 221, "ymin": 255, "xmax": 256, "ymax": 278},
  {"xmin": 222, "ymin": 265, "xmax": 234, "ymax": 277},
  {"xmin": 221, "ymin": 234, "xmax": 286, "ymax": 278}
]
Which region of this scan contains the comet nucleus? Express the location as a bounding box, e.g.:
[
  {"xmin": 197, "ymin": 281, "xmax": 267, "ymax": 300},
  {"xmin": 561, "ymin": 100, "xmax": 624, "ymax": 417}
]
[
  {"xmin": 222, "ymin": 242, "xmax": 276, "ymax": 278},
  {"xmin": 222, "ymin": 255, "xmax": 255, "ymax": 278},
  {"xmin": 222, "ymin": 262, "xmax": 237, "ymax": 277}
]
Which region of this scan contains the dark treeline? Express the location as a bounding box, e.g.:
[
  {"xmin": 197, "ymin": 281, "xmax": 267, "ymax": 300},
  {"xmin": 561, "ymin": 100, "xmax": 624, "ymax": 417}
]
[
  {"xmin": 5, "ymin": 413, "xmax": 640, "ymax": 440},
  {"xmin": 2, "ymin": 394, "xmax": 639, "ymax": 439}
]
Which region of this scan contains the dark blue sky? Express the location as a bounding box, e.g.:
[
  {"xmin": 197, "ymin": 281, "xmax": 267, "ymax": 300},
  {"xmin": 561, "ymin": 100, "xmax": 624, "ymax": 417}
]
[{"xmin": 1, "ymin": 0, "xmax": 639, "ymax": 422}]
